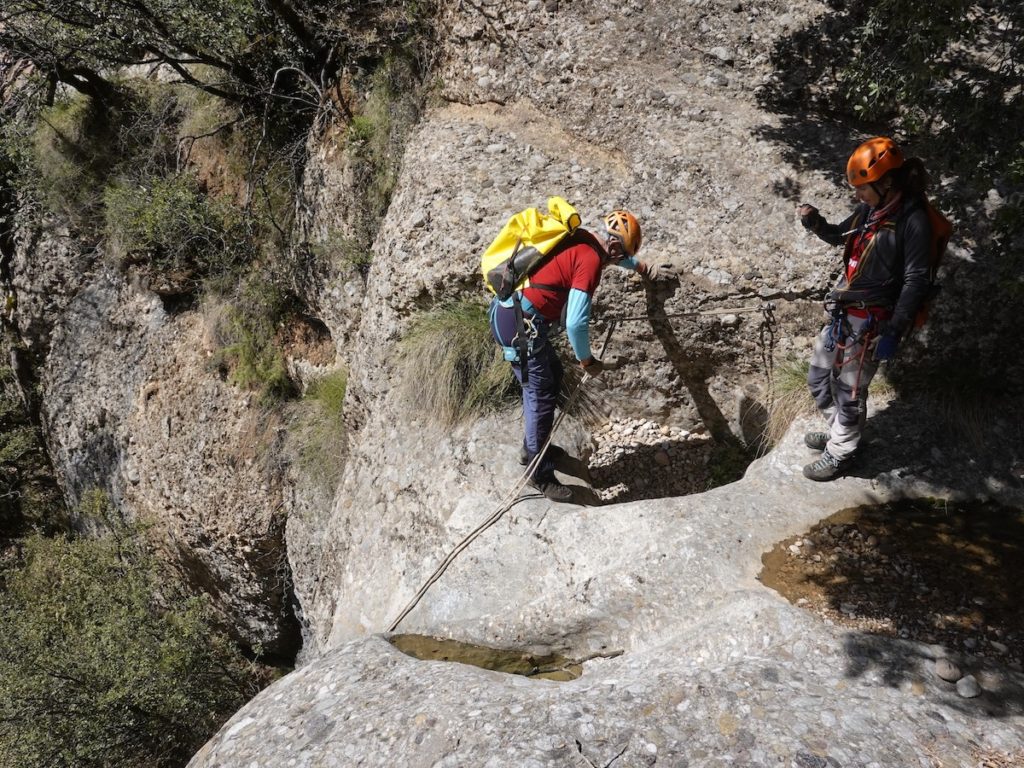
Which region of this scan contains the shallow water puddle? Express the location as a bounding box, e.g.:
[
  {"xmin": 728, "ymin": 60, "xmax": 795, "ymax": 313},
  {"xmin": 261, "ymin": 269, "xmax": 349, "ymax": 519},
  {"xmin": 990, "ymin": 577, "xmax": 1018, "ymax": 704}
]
[
  {"xmin": 759, "ymin": 499, "xmax": 1023, "ymax": 664},
  {"xmin": 387, "ymin": 634, "xmax": 583, "ymax": 681}
]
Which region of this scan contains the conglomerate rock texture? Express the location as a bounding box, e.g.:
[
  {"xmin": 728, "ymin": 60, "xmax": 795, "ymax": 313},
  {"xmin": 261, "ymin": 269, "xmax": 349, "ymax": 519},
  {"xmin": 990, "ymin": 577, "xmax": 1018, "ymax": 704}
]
[
  {"xmin": 284, "ymin": 0, "xmax": 846, "ymax": 650},
  {"xmin": 3, "ymin": 0, "xmax": 1022, "ymax": 762},
  {"xmin": 190, "ymin": 423, "xmax": 1024, "ymax": 768}
]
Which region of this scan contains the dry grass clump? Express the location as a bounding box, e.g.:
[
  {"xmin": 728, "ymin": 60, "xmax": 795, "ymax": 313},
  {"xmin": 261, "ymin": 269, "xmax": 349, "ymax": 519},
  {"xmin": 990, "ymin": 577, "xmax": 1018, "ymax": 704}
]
[
  {"xmin": 759, "ymin": 358, "xmax": 815, "ymax": 451},
  {"xmin": 397, "ymin": 301, "xmax": 516, "ymax": 425}
]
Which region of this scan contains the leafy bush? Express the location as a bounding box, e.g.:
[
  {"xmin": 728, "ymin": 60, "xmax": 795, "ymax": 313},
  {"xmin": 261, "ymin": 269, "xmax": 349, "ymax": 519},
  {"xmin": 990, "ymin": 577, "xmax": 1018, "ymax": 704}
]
[
  {"xmin": 104, "ymin": 173, "xmax": 247, "ymax": 281},
  {"xmin": 208, "ymin": 277, "xmax": 297, "ymax": 404},
  {"xmin": 30, "ymin": 95, "xmax": 120, "ymax": 225},
  {"xmin": 0, "ymin": 365, "xmax": 63, "ymax": 534},
  {"xmin": 0, "ymin": 496, "xmax": 266, "ymax": 768},
  {"xmin": 398, "ymin": 301, "xmax": 516, "ymax": 424}
]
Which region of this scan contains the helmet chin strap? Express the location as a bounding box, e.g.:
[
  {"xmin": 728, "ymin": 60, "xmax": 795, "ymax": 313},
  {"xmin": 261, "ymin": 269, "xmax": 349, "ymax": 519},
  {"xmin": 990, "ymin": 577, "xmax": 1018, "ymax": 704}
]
[{"xmin": 868, "ymin": 180, "xmax": 893, "ymax": 204}]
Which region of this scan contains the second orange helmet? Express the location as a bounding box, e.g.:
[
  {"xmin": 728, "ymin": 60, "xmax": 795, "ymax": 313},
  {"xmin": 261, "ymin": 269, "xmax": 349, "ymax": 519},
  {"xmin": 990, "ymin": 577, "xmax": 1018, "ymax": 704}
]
[{"xmin": 846, "ymin": 137, "xmax": 904, "ymax": 187}]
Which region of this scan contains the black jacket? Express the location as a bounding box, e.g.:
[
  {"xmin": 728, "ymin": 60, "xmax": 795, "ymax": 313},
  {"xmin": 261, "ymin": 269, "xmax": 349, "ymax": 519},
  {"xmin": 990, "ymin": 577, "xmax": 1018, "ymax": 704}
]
[{"xmin": 809, "ymin": 196, "xmax": 932, "ymax": 337}]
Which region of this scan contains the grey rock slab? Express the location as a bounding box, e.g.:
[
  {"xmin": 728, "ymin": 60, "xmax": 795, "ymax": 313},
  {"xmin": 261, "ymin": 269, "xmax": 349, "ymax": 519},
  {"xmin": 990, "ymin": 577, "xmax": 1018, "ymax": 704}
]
[{"xmin": 190, "ymin": 420, "xmax": 1024, "ymax": 766}]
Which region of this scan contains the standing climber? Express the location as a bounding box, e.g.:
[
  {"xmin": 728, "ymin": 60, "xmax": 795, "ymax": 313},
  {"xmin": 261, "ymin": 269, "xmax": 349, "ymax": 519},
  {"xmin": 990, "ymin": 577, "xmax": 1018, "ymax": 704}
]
[
  {"xmin": 797, "ymin": 136, "xmax": 932, "ymax": 481},
  {"xmin": 489, "ymin": 210, "xmax": 670, "ymax": 502}
]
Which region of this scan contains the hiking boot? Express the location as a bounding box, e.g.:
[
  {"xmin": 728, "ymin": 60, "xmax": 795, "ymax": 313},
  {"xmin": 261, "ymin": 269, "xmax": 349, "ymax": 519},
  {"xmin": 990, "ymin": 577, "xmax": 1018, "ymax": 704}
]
[
  {"xmin": 802, "ymin": 450, "xmax": 851, "ymax": 482},
  {"xmin": 527, "ymin": 477, "xmax": 574, "ymax": 503},
  {"xmin": 519, "ymin": 444, "xmax": 567, "ymax": 466},
  {"xmin": 804, "ymin": 431, "xmax": 829, "ymax": 451}
]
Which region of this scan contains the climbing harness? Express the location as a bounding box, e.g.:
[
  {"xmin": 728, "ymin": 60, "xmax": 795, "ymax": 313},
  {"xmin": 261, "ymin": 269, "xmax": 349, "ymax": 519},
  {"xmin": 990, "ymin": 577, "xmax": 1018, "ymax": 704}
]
[{"xmin": 827, "ymin": 307, "xmax": 884, "ymax": 400}]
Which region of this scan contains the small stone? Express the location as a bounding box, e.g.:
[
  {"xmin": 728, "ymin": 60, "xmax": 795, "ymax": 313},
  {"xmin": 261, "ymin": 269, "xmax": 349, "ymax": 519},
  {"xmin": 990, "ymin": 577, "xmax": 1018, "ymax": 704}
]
[
  {"xmin": 709, "ymin": 46, "xmax": 735, "ymax": 65},
  {"xmin": 934, "ymin": 658, "xmax": 961, "ymax": 682},
  {"xmin": 955, "ymin": 675, "xmax": 981, "ymax": 698}
]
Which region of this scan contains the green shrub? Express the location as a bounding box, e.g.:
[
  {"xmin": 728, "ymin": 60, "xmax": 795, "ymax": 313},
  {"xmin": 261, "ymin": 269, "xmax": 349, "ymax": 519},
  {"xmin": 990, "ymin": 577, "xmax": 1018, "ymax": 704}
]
[
  {"xmin": 306, "ymin": 368, "xmax": 348, "ymax": 418},
  {"xmin": 0, "ymin": 365, "xmax": 64, "ymax": 534},
  {"xmin": 209, "ymin": 277, "xmax": 296, "ymax": 404},
  {"xmin": 0, "ymin": 499, "xmax": 265, "ymax": 768},
  {"xmin": 31, "ymin": 95, "xmax": 118, "ymax": 224},
  {"xmin": 290, "ymin": 368, "xmax": 348, "ymax": 492},
  {"xmin": 104, "ymin": 173, "xmax": 245, "ymax": 277},
  {"xmin": 397, "ymin": 301, "xmax": 516, "ymax": 424}
]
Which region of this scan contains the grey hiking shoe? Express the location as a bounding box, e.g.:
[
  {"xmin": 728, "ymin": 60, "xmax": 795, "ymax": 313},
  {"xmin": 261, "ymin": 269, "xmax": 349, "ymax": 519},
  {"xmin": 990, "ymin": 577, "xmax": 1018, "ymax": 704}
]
[
  {"xmin": 802, "ymin": 450, "xmax": 850, "ymax": 481},
  {"xmin": 519, "ymin": 444, "xmax": 567, "ymax": 466},
  {"xmin": 527, "ymin": 477, "xmax": 574, "ymax": 502},
  {"xmin": 804, "ymin": 431, "xmax": 829, "ymax": 451}
]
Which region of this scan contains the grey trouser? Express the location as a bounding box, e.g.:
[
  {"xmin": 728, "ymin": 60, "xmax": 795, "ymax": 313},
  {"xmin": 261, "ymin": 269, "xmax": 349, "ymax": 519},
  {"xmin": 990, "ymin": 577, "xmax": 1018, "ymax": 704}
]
[{"xmin": 807, "ymin": 313, "xmax": 880, "ymax": 460}]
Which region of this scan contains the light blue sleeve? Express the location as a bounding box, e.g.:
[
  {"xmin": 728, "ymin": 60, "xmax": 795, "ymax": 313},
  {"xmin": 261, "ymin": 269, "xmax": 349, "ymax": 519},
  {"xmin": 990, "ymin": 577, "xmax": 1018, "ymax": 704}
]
[
  {"xmin": 565, "ymin": 288, "xmax": 592, "ymax": 360},
  {"xmin": 617, "ymin": 256, "xmax": 640, "ymax": 271}
]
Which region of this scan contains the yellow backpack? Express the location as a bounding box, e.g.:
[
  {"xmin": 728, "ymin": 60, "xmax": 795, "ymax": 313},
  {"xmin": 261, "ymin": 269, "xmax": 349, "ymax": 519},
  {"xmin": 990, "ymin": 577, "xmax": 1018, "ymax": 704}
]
[{"xmin": 481, "ymin": 196, "xmax": 581, "ymax": 300}]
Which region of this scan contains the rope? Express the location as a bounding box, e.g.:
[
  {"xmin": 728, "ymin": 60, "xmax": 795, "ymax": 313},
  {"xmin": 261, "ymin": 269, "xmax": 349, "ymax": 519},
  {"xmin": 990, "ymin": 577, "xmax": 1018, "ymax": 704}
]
[
  {"xmin": 605, "ymin": 302, "xmax": 772, "ymax": 324},
  {"xmin": 386, "ymin": 328, "xmax": 618, "ymax": 633}
]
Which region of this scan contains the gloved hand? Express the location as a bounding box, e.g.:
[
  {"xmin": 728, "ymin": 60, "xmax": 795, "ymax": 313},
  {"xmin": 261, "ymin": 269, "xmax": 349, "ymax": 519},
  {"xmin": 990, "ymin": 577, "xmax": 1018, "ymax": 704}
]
[
  {"xmin": 638, "ymin": 261, "xmax": 675, "ymax": 281},
  {"xmin": 798, "ymin": 203, "xmax": 821, "ymax": 231},
  {"xmin": 580, "ymin": 357, "xmax": 605, "ymax": 378},
  {"xmin": 873, "ymin": 334, "xmax": 899, "ymax": 361}
]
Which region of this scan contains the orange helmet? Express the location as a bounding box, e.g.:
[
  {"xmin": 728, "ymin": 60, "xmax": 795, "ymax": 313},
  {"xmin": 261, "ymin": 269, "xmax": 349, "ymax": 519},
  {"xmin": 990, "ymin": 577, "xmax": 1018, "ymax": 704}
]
[
  {"xmin": 846, "ymin": 137, "xmax": 904, "ymax": 187},
  {"xmin": 603, "ymin": 210, "xmax": 642, "ymax": 256}
]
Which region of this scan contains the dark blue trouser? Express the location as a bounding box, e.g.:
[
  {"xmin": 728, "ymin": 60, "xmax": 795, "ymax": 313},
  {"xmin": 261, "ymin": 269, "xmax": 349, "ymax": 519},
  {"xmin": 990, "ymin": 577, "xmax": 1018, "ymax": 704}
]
[{"xmin": 489, "ymin": 299, "xmax": 564, "ymax": 482}]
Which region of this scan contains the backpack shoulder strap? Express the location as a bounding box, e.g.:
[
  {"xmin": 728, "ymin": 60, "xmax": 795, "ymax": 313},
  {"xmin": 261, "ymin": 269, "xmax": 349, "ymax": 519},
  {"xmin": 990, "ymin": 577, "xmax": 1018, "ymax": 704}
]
[{"xmin": 523, "ymin": 228, "xmax": 604, "ymax": 294}]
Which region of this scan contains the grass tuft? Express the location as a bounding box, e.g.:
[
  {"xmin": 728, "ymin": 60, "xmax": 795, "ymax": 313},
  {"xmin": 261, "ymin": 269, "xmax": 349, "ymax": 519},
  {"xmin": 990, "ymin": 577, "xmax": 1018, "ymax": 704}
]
[
  {"xmin": 289, "ymin": 368, "xmax": 348, "ymax": 493},
  {"xmin": 397, "ymin": 301, "xmax": 516, "ymax": 425},
  {"xmin": 758, "ymin": 358, "xmax": 816, "ymax": 452}
]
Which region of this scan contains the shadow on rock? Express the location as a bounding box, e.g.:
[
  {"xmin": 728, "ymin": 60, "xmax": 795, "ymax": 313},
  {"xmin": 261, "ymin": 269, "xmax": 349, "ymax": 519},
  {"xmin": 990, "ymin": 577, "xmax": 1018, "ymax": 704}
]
[
  {"xmin": 587, "ymin": 435, "xmax": 714, "ymax": 505},
  {"xmin": 840, "ymin": 394, "xmax": 1024, "ymax": 496},
  {"xmin": 761, "ymin": 497, "xmax": 1024, "ymax": 717},
  {"xmin": 843, "ymin": 634, "xmax": 1024, "ymax": 719}
]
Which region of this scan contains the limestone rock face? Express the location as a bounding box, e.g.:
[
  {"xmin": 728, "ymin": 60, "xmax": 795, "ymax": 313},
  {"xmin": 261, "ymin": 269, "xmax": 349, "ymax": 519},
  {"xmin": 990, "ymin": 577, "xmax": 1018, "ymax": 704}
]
[
  {"xmin": 288, "ymin": 0, "xmax": 853, "ymax": 648},
  {"xmin": 39, "ymin": 268, "xmax": 298, "ymax": 655},
  {"xmin": 191, "ymin": 429, "xmax": 1024, "ymax": 767},
  {"xmin": 8, "ymin": 223, "xmax": 98, "ymax": 360}
]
